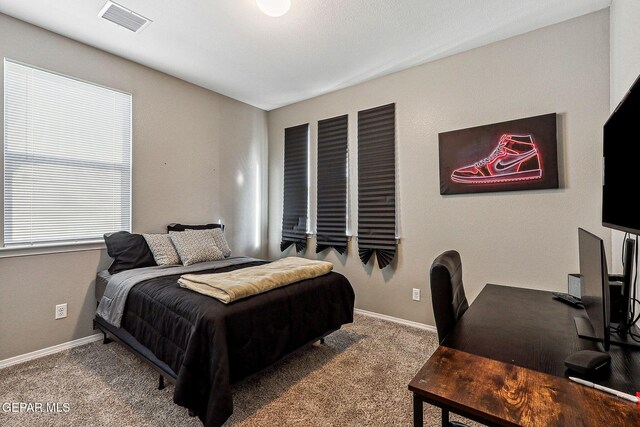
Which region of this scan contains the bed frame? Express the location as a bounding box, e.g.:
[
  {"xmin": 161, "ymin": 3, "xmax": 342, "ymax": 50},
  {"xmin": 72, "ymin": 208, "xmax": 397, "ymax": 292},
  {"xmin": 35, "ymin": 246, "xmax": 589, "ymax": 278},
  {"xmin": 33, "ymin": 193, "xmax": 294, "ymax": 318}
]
[
  {"xmin": 93, "ymin": 316, "xmax": 177, "ymax": 390},
  {"xmin": 93, "ymin": 315, "xmax": 330, "ymax": 410}
]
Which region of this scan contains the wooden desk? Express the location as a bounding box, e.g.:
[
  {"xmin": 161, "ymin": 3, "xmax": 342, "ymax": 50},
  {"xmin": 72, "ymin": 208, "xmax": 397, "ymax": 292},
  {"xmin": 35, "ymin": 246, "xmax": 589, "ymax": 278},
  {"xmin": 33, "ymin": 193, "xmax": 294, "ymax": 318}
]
[{"xmin": 409, "ymin": 284, "xmax": 640, "ymax": 426}]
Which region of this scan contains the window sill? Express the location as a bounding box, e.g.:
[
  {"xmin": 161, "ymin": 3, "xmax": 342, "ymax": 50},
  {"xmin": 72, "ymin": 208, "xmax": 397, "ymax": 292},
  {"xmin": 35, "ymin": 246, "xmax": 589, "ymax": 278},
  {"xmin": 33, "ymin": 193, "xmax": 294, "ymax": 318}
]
[
  {"xmin": 351, "ymin": 235, "xmax": 402, "ymax": 243},
  {"xmin": 0, "ymin": 240, "xmax": 106, "ymax": 259},
  {"xmin": 306, "ymin": 233, "xmax": 354, "ymax": 241},
  {"xmin": 306, "ymin": 235, "xmax": 401, "ymax": 243}
]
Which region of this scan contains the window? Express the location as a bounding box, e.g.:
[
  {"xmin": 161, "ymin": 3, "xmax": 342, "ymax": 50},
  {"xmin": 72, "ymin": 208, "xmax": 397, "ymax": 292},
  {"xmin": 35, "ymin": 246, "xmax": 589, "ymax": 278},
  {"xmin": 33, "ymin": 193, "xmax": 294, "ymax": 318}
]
[
  {"xmin": 280, "ymin": 123, "xmax": 309, "ymax": 252},
  {"xmin": 3, "ymin": 59, "xmax": 131, "ymax": 247},
  {"xmin": 357, "ymin": 103, "xmax": 396, "ymax": 269},
  {"xmin": 316, "ymin": 114, "xmax": 348, "ymax": 254}
]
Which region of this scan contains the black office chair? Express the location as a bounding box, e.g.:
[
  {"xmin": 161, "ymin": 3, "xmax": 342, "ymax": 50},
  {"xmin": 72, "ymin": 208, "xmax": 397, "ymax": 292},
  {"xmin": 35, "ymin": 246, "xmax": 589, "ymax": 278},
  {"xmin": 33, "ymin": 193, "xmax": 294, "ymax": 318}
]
[{"xmin": 430, "ymin": 250, "xmax": 470, "ymax": 427}]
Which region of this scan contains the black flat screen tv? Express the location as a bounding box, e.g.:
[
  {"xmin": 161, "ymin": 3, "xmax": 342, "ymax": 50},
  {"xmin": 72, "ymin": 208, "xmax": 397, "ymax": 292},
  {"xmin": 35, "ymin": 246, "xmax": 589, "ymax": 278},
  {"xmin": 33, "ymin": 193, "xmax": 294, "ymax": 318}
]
[{"xmin": 603, "ymin": 74, "xmax": 640, "ymax": 234}]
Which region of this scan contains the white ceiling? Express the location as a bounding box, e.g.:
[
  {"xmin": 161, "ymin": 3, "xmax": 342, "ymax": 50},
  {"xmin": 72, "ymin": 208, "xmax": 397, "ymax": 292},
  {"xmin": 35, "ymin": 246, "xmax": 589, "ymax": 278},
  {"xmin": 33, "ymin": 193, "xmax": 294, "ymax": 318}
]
[{"xmin": 0, "ymin": 0, "xmax": 610, "ymax": 111}]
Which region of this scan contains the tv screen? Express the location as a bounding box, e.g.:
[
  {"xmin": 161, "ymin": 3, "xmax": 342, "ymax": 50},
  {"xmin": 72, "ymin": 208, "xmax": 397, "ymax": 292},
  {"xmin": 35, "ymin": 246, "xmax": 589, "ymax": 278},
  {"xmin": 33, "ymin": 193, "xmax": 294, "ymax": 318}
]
[
  {"xmin": 603, "ymin": 74, "xmax": 640, "ymax": 234},
  {"xmin": 578, "ymin": 228, "xmax": 610, "ymax": 351}
]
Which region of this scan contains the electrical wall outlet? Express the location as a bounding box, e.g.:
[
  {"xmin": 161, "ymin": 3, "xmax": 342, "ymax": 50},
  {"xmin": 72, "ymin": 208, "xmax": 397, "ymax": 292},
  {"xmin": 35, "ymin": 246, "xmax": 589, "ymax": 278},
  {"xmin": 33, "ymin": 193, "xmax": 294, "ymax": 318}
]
[
  {"xmin": 55, "ymin": 303, "xmax": 67, "ymax": 320},
  {"xmin": 412, "ymin": 288, "xmax": 421, "ymax": 301}
]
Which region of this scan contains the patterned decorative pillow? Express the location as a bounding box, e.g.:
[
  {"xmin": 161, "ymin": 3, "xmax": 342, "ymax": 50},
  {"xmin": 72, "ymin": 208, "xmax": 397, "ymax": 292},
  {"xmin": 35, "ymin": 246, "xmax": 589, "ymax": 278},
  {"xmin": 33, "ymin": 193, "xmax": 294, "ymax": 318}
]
[
  {"xmin": 169, "ymin": 229, "xmax": 225, "ymax": 266},
  {"xmin": 143, "ymin": 234, "xmax": 181, "ymax": 266},
  {"xmin": 209, "ymin": 228, "xmax": 231, "ymax": 258}
]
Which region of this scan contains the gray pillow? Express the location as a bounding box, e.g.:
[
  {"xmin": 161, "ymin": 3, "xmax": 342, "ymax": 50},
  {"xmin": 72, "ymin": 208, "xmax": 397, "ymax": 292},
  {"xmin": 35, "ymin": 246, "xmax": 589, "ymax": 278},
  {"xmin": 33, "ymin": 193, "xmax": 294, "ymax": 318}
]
[
  {"xmin": 143, "ymin": 233, "xmax": 181, "ymax": 266},
  {"xmin": 210, "ymin": 228, "xmax": 231, "ymax": 258},
  {"xmin": 169, "ymin": 229, "xmax": 225, "ymax": 266}
]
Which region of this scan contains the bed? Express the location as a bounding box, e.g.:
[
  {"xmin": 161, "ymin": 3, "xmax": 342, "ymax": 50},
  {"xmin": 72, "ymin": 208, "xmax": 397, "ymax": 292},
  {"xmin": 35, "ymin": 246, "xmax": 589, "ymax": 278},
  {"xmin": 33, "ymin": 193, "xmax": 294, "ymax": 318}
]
[{"xmin": 93, "ymin": 256, "xmax": 355, "ymax": 427}]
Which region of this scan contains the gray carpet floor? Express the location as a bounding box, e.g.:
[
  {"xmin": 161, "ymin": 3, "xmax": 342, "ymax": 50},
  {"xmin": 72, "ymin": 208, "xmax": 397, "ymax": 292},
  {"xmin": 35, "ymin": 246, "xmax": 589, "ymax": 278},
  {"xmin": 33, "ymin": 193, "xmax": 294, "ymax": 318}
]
[{"xmin": 0, "ymin": 314, "xmax": 477, "ymax": 426}]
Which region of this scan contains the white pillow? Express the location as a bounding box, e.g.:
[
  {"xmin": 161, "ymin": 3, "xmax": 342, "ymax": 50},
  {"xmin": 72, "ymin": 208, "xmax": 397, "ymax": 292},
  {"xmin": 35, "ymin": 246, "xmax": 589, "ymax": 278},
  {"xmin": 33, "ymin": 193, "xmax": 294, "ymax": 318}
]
[
  {"xmin": 209, "ymin": 228, "xmax": 231, "ymax": 258},
  {"xmin": 143, "ymin": 234, "xmax": 181, "ymax": 266},
  {"xmin": 169, "ymin": 229, "xmax": 224, "ymax": 266}
]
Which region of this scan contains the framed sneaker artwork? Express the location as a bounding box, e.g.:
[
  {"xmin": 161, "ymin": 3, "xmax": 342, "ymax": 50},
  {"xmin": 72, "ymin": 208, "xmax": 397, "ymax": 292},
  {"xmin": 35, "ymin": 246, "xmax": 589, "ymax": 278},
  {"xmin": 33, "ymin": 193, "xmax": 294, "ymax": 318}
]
[{"xmin": 438, "ymin": 113, "xmax": 559, "ymax": 195}]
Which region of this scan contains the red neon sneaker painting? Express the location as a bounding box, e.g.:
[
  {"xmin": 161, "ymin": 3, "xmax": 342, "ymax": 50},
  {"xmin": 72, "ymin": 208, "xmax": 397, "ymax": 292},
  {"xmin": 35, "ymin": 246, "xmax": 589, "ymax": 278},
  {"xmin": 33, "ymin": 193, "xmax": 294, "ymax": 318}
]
[
  {"xmin": 450, "ymin": 134, "xmax": 543, "ymax": 184},
  {"xmin": 439, "ymin": 113, "xmax": 559, "ymax": 195}
]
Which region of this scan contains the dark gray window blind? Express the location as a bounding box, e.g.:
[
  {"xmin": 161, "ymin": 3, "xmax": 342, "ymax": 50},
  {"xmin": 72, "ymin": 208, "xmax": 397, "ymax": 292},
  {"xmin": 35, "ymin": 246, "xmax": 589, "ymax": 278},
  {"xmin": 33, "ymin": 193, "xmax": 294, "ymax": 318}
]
[
  {"xmin": 280, "ymin": 124, "xmax": 309, "ymax": 252},
  {"xmin": 316, "ymin": 114, "xmax": 348, "ymax": 254},
  {"xmin": 357, "ymin": 103, "xmax": 397, "ymax": 268}
]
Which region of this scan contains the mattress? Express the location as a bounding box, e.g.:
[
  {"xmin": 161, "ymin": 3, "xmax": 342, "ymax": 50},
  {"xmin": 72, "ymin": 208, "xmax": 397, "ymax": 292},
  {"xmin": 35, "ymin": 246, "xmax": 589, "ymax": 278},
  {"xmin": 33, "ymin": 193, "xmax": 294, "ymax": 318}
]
[{"xmin": 95, "ymin": 269, "xmax": 111, "ymax": 303}]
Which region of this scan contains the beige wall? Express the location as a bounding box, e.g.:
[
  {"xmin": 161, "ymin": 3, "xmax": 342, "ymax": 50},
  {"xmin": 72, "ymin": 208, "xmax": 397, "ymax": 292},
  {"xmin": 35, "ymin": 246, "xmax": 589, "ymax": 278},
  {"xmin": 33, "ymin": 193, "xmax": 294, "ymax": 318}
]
[
  {"xmin": 267, "ymin": 11, "xmax": 610, "ymax": 326},
  {"xmin": 610, "ymin": 0, "xmax": 640, "ymax": 107},
  {"xmin": 609, "ymin": 0, "xmax": 640, "ymax": 271},
  {"xmin": 0, "ymin": 13, "xmax": 268, "ymax": 360}
]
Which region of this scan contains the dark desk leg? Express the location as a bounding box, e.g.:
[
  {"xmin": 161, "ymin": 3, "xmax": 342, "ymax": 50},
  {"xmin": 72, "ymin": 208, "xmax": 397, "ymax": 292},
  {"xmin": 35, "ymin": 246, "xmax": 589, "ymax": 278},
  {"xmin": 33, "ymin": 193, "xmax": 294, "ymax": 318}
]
[
  {"xmin": 413, "ymin": 393, "xmax": 423, "ymax": 427},
  {"xmin": 442, "ymin": 408, "xmax": 449, "ymax": 427}
]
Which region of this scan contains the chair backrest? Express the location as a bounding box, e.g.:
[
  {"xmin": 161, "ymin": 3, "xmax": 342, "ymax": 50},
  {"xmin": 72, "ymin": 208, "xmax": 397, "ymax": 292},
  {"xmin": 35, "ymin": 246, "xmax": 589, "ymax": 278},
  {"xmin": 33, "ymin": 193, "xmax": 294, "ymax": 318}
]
[{"xmin": 430, "ymin": 250, "xmax": 469, "ymax": 343}]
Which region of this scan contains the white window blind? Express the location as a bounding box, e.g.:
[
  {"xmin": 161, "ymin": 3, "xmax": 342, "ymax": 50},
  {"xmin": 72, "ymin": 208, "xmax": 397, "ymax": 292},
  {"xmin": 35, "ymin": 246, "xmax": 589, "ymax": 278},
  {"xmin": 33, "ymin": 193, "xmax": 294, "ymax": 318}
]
[{"xmin": 3, "ymin": 59, "xmax": 131, "ymax": 247}]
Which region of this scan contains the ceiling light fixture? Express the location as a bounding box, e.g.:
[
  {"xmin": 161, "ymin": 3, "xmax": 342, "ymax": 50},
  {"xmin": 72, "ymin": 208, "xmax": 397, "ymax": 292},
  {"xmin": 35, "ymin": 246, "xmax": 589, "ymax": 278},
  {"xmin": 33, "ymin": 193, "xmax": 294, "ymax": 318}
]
[{"xmin": 256, "ymin": 0, "xmax": 291, "ymax": 17}]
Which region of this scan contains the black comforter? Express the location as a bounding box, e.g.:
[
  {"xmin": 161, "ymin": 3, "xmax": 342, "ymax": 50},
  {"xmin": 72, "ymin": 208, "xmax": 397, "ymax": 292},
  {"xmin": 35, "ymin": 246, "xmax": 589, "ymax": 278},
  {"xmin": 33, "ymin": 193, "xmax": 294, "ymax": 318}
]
[{"xmin": 118, "ymin": 261, "xmax": 355, "ymax": 426}]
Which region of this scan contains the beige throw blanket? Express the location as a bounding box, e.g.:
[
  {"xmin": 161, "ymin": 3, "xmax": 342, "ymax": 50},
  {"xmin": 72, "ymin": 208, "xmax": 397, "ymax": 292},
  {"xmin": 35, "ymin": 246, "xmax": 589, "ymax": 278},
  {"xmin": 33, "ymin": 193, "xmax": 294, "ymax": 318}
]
[{"xmin": 178, "ymin": 257, "xmax": 334, "ymax": 303}]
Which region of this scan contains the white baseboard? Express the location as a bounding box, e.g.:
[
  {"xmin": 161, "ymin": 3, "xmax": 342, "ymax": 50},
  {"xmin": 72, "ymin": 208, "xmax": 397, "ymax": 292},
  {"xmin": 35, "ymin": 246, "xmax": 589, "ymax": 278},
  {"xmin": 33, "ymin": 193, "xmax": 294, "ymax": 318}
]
[
  {"xmin": 354, "ymin": 308, "xmax": 437, "ymax": 333},
  {"xmin": 1, "ymin": 313, "xmax": 431, "ymax": 369},
  {"xmin": 0, "ymin": 333, "xmax": 103, "ymax": 370}
]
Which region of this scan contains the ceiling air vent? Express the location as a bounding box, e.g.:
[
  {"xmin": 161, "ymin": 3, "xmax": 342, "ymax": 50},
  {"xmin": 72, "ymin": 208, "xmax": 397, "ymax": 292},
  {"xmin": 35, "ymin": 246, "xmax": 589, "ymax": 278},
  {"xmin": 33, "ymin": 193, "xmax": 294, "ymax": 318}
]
[{"xmin": 98, "ymin": 1, "xmax": 152, "ymax": 33}]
